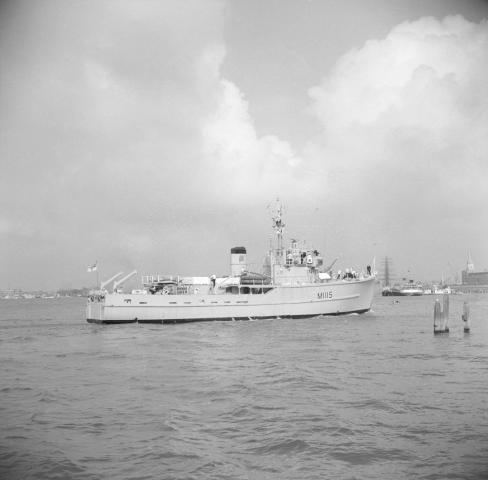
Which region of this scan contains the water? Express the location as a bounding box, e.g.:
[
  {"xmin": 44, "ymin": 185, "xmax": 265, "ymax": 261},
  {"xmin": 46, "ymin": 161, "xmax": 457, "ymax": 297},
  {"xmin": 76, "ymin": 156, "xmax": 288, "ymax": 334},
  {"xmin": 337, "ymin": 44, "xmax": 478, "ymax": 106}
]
[{"xmin": 1, "ymin": 294, "xmax": 487, "ymax": 480}]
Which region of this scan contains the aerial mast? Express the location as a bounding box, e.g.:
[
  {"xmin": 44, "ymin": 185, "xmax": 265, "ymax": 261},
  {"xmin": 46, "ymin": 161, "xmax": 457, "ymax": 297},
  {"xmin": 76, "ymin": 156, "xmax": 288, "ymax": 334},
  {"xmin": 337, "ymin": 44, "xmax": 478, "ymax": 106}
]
[
  {"xmin": 270, "ymin": 199, "xmax": 285, "ymax": 266},
  {"xmin": 384, "ymin": 256, "xmax": 391, "ymax": 287}
]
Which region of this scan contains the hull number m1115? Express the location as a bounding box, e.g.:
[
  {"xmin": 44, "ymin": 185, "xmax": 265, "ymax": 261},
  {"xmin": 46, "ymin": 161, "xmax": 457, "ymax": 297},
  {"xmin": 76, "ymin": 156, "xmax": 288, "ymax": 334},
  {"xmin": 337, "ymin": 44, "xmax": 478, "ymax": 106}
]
[{"xmin": 317, "ymin": 291, "xmax": 333, "ymax": 300}]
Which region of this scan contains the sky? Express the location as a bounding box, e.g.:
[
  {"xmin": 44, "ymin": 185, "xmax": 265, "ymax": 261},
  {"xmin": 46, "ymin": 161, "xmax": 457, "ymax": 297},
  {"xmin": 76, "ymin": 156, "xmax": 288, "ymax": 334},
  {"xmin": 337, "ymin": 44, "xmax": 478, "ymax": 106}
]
[{"xmin": 1, "ymin": 0, "xmax": 488, "ymax": 291}]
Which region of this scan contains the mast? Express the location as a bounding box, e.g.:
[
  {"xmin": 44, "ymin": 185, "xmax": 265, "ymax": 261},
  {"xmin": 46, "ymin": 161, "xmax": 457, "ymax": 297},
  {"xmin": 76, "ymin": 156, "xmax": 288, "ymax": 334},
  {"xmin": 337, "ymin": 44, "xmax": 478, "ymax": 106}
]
[
  {"xmin": 270, "ymin": 199, "xmax": 285, "ymax": 266},
  {"xmin": 267, "ymin": 199, "xmax": 286, "ymax": 283},
  {"xmin": 467, "ymin": 251, "xmax": 474, "ymax": 272},
  {"xmin": 384, "ymin": 256, "xmax": 391, "ymax": 287}
]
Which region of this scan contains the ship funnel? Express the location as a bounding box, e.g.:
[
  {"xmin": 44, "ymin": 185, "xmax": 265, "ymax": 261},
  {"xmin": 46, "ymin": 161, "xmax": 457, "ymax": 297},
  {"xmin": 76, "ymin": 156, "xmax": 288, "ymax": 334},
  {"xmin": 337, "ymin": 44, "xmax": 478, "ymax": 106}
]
[{"xmin": 230, "ymin": 247, "xmax": 247, "ymax": 276}]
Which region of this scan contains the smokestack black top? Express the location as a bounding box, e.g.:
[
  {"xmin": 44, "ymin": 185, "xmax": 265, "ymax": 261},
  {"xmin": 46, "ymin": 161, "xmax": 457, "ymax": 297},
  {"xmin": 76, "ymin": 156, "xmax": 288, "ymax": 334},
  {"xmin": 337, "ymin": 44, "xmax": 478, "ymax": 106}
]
[{"xmin": 231, "ymin": 246, "xmax": 246, "ymax": 254}]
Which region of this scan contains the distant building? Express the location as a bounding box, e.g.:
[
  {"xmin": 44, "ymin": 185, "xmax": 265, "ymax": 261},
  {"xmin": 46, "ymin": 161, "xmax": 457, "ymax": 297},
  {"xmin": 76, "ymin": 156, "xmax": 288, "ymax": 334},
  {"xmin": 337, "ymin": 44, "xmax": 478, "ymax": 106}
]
[
  {"xmin": 461, "ymin": 270, "xmax": 488, "ymax": 286},
  {"xmin": 453, "ymin": 253, "xmax": 488, "ymax": 293}
]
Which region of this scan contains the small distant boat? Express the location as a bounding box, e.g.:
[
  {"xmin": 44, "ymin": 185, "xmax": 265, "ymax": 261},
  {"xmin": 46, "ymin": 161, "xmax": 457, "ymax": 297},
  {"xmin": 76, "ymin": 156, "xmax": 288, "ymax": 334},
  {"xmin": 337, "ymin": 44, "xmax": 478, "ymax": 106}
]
[
  {"xmin": 383, "ymin": 280, "xmax": 423, "ymax": 296},
  {"xmin": 433, "ymin": 285, "xmax": 451, "ymax": 295}
]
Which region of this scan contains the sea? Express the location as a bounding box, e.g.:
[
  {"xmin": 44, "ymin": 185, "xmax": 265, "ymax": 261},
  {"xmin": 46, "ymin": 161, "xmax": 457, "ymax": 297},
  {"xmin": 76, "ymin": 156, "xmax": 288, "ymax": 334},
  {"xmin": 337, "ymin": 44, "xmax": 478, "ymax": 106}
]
[{"xmin": 1, "ymin": 293, "xmax": 487, "ymax": 480}]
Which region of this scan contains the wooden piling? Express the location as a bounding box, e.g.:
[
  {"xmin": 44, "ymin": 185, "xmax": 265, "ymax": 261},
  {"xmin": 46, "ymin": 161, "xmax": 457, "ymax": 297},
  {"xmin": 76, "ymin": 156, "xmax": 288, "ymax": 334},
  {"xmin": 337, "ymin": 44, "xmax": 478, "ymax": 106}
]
[
  {"xmin": 434, "ymin": 296, "xmax": 449, "ymax": 334},
  {"xmin": 442, "ymin": 294, "xmax": 449, "ymax": 332},
  {"xmin": 434, "ymin": 299, "xmax": 441, "ymax": 332},
  {"xmin": 462, "ymin": 301, "xmax": 470, "ymax": 333}
]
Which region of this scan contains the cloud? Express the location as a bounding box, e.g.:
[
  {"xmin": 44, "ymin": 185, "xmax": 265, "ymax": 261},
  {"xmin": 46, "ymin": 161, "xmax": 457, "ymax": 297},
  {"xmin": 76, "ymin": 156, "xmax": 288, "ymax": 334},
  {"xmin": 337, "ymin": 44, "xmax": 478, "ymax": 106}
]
[
  {"xmin": 307, "ymin": 15, "xmax": 488, "ymax": 275},
  {"xmin": 0, "ymin": 0, "xmax": 308, "ymax": 288},
  {"xmin": 1, "ymin": 5, "xmax": 487, "ymax": 289},
  {"xmin": 310, "ymin": 16, "xmax": 487, "ymax": 132},
  {"xmin": 199, "ymin": 45, "xmax": 303, "ymax": 203},
  {"xmin": 0, "ymin": 1, "xmax": 230, "ymax": 288}
]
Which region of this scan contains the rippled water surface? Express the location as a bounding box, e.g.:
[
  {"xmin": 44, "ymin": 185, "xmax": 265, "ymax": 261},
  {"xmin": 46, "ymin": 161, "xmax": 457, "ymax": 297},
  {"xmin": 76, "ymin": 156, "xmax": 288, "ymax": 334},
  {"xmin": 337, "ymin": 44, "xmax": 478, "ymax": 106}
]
[{"xmin": 1, "ymin": 294, "xmax": 487, "ymax": 479}]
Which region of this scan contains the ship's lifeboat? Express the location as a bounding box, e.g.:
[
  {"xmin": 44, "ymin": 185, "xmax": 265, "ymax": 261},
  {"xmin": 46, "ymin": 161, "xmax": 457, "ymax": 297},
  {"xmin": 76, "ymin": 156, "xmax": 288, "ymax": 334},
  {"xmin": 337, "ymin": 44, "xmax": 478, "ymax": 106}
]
[{"xmin": 240, "ymin": 271, "xmax": 271, "ymax": 285}]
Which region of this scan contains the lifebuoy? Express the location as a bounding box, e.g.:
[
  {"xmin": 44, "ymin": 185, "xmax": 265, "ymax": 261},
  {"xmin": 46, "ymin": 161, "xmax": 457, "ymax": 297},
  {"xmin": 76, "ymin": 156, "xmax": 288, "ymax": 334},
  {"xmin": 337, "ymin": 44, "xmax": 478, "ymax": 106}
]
[{"xmin": 162, "ymin": 286, "xmax": 170, "ymax": 295}]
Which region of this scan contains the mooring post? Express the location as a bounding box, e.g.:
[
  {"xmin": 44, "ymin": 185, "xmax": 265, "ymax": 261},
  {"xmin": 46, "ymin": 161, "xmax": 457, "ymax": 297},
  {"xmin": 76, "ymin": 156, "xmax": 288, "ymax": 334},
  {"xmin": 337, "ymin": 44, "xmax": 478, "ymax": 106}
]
[
  {"xmin": 434, "ymin": 299, "xmax": 442, "ymax": 333},
  {"xmin": 434, "ymin": 296, "xmax": 449, "ymax": 334},
  {"xmin": 462, "ymin": 301, "xmax": 470, "ymax": 333},
  {"xmin": 442, "ymin": 294, "xmax": 449, "ymax": 332}
]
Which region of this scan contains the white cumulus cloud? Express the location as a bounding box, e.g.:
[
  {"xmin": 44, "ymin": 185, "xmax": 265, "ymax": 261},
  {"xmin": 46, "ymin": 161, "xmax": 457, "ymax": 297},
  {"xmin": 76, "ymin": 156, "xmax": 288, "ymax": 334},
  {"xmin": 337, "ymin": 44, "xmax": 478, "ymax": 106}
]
[
  {"xmin": 199, "ymin": 46, "xmax": 304, "ymax": 203},
  {"xmin": 307, "ymin": 15, "xmax": 488, "ymax": 275}
]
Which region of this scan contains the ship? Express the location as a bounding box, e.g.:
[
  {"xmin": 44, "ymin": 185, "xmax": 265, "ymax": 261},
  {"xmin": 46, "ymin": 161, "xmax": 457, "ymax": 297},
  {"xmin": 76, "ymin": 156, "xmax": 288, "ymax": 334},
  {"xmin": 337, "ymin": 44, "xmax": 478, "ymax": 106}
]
[
  {"xmin": 86, "ymin": 204, "xmax": 376, "ymax": 324},
  {"xmin": 379, "ymin": 258, "xmax": 423, "ymax": 296},
  {"xmin": 383, "ymin": 280, "xmax": 424, "ymax": 296}
]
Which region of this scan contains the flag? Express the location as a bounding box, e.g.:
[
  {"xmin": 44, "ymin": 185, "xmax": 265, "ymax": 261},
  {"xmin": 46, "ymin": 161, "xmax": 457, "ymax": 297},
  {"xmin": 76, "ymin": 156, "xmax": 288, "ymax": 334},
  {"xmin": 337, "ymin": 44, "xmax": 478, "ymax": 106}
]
[{"xmin": 87, "ymin": 262, "xmax": 97, "ymax": 273}]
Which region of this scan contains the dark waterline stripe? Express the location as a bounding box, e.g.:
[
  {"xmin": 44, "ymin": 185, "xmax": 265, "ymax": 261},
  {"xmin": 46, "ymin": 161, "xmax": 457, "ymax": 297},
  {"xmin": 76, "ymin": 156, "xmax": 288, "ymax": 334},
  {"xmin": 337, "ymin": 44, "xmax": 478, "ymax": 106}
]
[{"xmin": 86, "ymin": 308, "xmax": 370, "ymax": 325}]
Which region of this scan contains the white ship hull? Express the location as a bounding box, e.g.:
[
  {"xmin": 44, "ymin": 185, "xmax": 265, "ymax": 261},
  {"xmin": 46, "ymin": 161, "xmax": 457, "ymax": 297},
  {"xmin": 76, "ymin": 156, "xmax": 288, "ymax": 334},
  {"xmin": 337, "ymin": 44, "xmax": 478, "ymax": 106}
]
[{"xmin": 87, "ymin": 277, "xmax": 375, "ymax": 324}]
